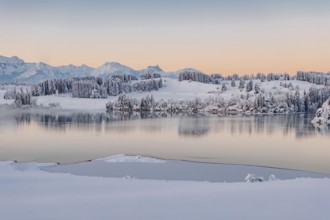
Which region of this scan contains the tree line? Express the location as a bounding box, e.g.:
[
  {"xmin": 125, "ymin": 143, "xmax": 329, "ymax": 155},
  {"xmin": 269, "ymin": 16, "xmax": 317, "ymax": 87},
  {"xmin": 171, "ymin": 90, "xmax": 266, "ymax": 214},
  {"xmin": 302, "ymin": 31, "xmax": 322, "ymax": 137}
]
[
  {"xmin": 30, "ymin": 75, "xmax": 163, "ymax": 99},
  {"xmin": 106, "ymin": 86, "xmax": 330, "ymax": 114}
]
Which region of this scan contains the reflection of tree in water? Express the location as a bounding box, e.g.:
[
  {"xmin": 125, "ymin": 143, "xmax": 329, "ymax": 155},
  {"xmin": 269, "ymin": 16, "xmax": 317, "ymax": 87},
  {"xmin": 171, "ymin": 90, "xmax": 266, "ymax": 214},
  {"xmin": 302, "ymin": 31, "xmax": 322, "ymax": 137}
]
[
  {"xmin": 178, "ymin": 116, "xmax": 210, "ymax": 137},
  {"xmin": 13, "ymin": 111, "xmax": 174, "ymax": 132},
  {"xmin": 15, "ymin": 113, "xmax": 31, "ymax": 125},
  {"xmin": 224, "ymin": 114, "xmax": 326, "ymax": 138},
  {"xmin": 11, "ymin": 111, "xmax": 330, "ymax": 138},
  {"xmin": 178, "ymin": 114, "xmax": 329, "ymax": 138}
]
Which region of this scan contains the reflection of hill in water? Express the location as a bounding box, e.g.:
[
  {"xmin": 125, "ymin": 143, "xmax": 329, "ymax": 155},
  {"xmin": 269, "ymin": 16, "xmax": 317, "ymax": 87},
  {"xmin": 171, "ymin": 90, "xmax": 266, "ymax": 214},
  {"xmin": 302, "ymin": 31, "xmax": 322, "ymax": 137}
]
[{"xmin": 6, "ymin": 111, "xmax": 330, "ymax": 138}]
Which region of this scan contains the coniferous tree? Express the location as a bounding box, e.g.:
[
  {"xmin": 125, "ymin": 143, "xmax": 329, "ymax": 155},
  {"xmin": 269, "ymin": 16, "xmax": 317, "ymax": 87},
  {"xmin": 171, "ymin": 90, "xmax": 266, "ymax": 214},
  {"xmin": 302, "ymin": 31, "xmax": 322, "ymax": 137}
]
[
  {"xmin": 239, "ymin": 79, "xmax": 245, "ymax": 90},
  {"xmin": 231, "ymin": 79, "xmax": 236, "ymax": 87},
  {"xmin": 246, "ymin": 80, "xmax": 253, "ymax": 92}
]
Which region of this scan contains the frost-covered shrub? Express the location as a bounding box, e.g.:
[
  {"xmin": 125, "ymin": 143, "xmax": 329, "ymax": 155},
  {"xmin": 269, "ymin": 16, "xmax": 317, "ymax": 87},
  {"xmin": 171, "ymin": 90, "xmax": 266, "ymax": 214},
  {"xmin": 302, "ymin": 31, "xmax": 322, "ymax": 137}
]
[
  {"xmin": 48, "ymin": 102, "xmax": 61, "ymax": 109},
  {"xmin": 189, "ymin": 98, "xmax": 205, "ymax": 113},
  {"xmin": 106, "ymin": 94, "xmax": 137, "ymax": 112},
  {"xmin": 244, "ymin": 174, "xmax": 264, "ymax": 183},
  {"xmin": 140, "ymin": 95, "xmax": 155, "ymax": 111},
  {"xmin": 3, "ymin": 89, "xmax": 17, "ymax": 99},
  {"xmin": 268, "ymin": 175, "xmax": 279, "ymax": 182},
  {"xmin": 153, "ymin": 99, "xmax": 168, "ymax": 112}
]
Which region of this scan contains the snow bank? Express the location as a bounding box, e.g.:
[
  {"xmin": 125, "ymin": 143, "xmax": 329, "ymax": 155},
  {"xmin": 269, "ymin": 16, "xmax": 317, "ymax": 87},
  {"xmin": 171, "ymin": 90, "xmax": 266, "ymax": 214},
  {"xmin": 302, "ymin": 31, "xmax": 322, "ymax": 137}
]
[
  {"xmin": 96, "ymin": 154, "xmax": 166, "ymax": 163},
  {"xmin": 312, "ymin": 99, "xmax": 330, "ymax": 126},
  {"xmin": 1, "ymin": 161, "xmax": 330, "ymax": 220}
]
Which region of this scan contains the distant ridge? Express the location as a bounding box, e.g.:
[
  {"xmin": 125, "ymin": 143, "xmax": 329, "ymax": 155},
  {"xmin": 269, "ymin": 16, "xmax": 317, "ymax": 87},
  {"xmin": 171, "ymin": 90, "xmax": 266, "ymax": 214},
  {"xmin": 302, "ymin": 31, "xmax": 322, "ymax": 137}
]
[
  {"xmin": 3, "ymin": 55, "xmax": 326, "ymax": 85},
  {"xmin": 0, "ymin": 55, "xmax": 181, "ymax": 84}
]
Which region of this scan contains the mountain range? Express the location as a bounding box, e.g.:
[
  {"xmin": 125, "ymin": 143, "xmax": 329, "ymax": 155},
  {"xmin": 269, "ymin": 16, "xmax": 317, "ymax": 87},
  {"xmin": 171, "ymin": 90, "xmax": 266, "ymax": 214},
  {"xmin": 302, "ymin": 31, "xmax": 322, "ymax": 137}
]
[{"xmin": 0, "ymin": 55, "xmax": 205, "ymax": 84}]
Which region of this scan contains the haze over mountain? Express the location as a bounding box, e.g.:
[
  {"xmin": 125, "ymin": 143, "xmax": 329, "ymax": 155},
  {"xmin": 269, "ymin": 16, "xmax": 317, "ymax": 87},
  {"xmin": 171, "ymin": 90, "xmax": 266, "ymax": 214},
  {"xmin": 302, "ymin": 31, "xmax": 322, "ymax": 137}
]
[
  {"xmin": 0, "ymin": 55, "xmax": 194, "ymax": 84},
  {"xmin": 0, "ymin": 55, "xmax": 93, "ymax": 84}
]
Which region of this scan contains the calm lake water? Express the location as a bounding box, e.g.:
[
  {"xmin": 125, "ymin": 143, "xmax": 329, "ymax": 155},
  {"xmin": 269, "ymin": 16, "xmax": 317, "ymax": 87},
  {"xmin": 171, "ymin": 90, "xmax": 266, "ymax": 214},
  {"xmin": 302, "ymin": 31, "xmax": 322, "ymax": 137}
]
[{"xmin": 0, "ymin": 109, "xmax": 329, "ymax": 174}]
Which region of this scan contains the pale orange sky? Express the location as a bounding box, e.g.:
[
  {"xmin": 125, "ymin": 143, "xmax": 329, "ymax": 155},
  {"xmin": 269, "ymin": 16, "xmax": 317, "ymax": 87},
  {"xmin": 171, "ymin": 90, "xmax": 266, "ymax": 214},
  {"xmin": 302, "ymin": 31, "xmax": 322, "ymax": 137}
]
[{"xmin": 1, "ymin": 0, "xmax": 330, "ymax": 75}]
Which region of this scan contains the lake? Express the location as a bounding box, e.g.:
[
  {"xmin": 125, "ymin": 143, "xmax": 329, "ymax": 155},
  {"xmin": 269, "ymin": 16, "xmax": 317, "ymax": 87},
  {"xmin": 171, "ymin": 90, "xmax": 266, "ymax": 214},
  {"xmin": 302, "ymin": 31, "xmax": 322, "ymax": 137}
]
[{"xmin": 0, "ymin": 109, "xmax": 329, "ymax": 174}]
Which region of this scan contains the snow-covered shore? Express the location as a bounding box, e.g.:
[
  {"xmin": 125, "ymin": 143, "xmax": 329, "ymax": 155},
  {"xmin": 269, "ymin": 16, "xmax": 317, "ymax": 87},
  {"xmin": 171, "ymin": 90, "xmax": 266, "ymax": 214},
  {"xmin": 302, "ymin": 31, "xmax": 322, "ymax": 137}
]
[
  {"xmin": 1, "ymin": 160, "xmax": 329, "ymax": 220},
  {"xmin": 0, "ymin": 78, "xmax": 325, "ymax": 111},
  {"xmin": 44, "ymin": 155, "xmax": 329, "ymax": 183}
]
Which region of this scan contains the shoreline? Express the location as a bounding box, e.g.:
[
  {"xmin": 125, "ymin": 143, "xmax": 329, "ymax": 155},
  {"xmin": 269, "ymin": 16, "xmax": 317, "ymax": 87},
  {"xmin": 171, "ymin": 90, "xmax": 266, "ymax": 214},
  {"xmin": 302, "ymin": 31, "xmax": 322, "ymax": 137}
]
[
  {"xmin": 41, "ymin": 156, "xmax": 330, "ymax": 183},
  {"xmin": 3, "ymin": 157, "xmax": 329, "ymax": 183}
]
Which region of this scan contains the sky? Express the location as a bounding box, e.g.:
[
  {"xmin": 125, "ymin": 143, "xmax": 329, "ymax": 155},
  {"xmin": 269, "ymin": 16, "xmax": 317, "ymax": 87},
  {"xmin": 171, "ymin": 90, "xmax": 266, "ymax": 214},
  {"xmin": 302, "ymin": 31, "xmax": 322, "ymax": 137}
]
[{"xmin": 0, "ymin": 0, "xmax": 330, "ymax": 75}]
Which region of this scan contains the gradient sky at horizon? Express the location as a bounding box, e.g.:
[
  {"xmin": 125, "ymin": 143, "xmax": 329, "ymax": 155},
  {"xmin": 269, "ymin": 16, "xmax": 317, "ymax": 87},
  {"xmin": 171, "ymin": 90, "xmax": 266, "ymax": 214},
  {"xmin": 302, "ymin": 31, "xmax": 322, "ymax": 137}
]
[{"xmin": 1, "ymin": 0, "xmax": 330, "ymax": 74}]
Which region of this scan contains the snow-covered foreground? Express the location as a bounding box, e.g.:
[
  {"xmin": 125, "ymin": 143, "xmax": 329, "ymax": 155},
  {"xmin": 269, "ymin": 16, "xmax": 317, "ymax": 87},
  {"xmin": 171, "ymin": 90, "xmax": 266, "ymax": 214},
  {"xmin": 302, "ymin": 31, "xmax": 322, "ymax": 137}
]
[{"xmin": 1, "ymin": 161, "xmax": 330, "ymax": 220}]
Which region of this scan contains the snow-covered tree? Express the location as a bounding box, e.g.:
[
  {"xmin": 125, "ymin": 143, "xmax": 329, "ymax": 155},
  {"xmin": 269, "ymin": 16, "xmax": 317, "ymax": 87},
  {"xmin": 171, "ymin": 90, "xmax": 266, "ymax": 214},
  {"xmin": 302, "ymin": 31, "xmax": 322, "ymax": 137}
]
[
  {"xmin": 238, "ymin": 79, "xmax": 245, "ymax": 90},
  {"xmin": 312, "ymin": 99, "xmax": 330, "ymax": 126},
  {"xmin": 72, "ymin": 79, "xmax": 107, "ymax": 98},
  {"xmin": 140, "ymin": 73, "xmax": 162, "ymax": 80},
  {"xmin": 31, "ymin": 78, "xmax": 73, "ymax": 96},
  {"xmin": 221, "ymin": 83, "xmax": 227, "ymax": 92},
  {"xmin": 105, "ymin": 78, "xmax": 123, "ymax": 96},
  {"xmin": 246, "ymin": 80, "xmax": 253, "ymax": 92},
  {"xmin": 178, "ymin": 71, "xmax": 211, "ymax": 84},
  {"xmin": 231, "ymin": 79, "xmax": 236, "ymax": 87},
  {"xmin": 14, "ymin": 88, "xmax": 32, "ymax": 107},
  {"xmin": 296, "ymin": 71, "xmax": 330, "ymax": 86},
  {"xmin": 106, "ymin": 94, "xmax": 136, "ymax": 112},
  {"xmin": 254, "ymin": 83, "xmax": 260, "ymax": 94},
  {"xmin": 210, "ymin": 73, "xmax": 223, "ymax": 84},
  {"xmin": 132, "ymin": 79, "xmax": 162, "ymax": 92},
  {"xmin": 111, "ymin": 74, "xmax": 133, "ymax": 83}
]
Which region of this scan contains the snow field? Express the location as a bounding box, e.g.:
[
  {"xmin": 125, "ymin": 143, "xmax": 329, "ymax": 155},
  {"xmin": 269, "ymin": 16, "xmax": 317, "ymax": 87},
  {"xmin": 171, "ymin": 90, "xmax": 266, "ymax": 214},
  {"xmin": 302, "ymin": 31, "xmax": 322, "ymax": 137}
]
[{"xmin": 0, "ymin": 161, "xmax": 329, "ymax": 220}]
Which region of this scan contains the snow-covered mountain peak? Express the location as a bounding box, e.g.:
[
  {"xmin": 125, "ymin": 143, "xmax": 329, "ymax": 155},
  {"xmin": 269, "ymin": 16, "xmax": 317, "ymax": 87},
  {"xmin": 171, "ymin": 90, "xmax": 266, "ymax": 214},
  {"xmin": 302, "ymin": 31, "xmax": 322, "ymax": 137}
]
[
  {"xmin": 92, "ymin": 61, "xmax": 139, "ymax": 78},
  {"xmin": 80, "ymin": 64, "xmax": 91, "ymax": 69},
  {"xmin": 100, "ymin": 62, "xmax": 131, "ymax": 71},
  {"xmin": 0, "ymin": 55, "xmax": 94, "ymax": 83},
  {"xmin": 175, "ymin": 68, "xmax": 204, "ymax": 74},
  {"xmin": 0, "ymin": 55, "xmax": 207, "ymax": 83},
  {"xmin": 0, "ymin": 55, "xmax": 24, "ymax": 65},
  {"xmin": 35, "ymin": 62, "xmax": 52, "ymax": 70}
]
